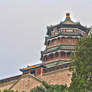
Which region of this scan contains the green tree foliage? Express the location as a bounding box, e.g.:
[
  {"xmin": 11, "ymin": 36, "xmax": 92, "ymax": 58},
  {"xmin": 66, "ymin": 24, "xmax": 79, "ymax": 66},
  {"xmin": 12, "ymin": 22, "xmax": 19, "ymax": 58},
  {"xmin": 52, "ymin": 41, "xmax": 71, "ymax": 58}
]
[
  {"xmin": 30, "ymin": 81, "xmax": 68, "ymax": 92},
  {"xmin": 69, "ymin": 35, "xmax": 92, "ymax": 92},
  {"xmin": 0, "ymin": 90, "xmax": 19, "ymax": 92}
]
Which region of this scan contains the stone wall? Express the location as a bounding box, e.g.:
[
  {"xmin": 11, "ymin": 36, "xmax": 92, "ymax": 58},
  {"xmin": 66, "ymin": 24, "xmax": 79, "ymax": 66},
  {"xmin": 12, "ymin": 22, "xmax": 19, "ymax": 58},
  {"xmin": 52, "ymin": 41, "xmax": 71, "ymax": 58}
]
[
  {"xmin": 0, "ymin": 83, "xmax": 13, "ymax": 91},
  {"xmin": 42, "ymin": 68, "xmax": 72, "ymax": 87},
  {"xmin": 12, "ymin": 75, "xmax": 42, "ymax": 92},
  {"xmin": 0, "ymin": 68, "xmax": 72, "ymax": 92}
]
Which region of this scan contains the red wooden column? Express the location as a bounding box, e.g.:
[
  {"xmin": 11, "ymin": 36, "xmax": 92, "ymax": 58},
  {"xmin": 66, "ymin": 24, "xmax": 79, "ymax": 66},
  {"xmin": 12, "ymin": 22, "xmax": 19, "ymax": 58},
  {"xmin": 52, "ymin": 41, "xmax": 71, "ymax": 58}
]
[
  {"xmin": 42, "ymin": 56, "xmax": 44, "ymax": 62},
  {"xmin": 58, "ymin": 51, "xmax": 61, "ymax": 58},
  {"xmin": 60, "ymin": 37, "xmax": 62, "ymax": 43},
  {"xmin": 41, "ymin": 67, "xmax": 43, "ymax": 76}
]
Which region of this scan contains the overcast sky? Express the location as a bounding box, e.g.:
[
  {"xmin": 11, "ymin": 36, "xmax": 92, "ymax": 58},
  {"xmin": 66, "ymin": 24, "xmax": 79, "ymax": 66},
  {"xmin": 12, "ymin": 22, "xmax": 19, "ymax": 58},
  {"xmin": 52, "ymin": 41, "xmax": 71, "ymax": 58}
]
[{"xmin": 0, "ymin": 0, "xmax": 92, "ymax": 79}]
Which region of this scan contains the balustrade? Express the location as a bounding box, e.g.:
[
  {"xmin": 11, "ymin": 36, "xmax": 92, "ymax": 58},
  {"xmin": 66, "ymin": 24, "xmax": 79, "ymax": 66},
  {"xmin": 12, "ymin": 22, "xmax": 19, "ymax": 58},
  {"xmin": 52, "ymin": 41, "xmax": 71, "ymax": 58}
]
[{"xmin": 42, "ymin": 51, "xmax": 72, "ymax": 62}]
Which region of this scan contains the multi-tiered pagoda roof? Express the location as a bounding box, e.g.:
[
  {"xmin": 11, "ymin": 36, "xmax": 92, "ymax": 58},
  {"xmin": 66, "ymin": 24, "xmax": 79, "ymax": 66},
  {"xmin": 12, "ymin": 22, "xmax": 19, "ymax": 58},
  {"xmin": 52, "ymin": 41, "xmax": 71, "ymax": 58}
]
[
  {"xmin": 47, "ymin": 13, "xmax": 88, "ymax": 36},
  {"xmin": 20, "ymin": 13, "xmax": 88, "ymax": 76}
]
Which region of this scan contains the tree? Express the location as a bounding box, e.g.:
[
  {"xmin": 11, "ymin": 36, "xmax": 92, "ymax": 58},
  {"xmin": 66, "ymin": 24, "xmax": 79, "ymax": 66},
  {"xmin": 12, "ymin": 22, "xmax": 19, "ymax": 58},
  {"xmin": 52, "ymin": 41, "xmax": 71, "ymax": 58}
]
[
  {"xmin": 31, "ymin": 86, "xmax": 46, "ymax": 92},
  {"xmin": 69, "ymin": 35, "xmax": 92, "ymax": 92},
  {"xmin": 30, "ymin": 81, "xmax": 68, "ymax": 92}
]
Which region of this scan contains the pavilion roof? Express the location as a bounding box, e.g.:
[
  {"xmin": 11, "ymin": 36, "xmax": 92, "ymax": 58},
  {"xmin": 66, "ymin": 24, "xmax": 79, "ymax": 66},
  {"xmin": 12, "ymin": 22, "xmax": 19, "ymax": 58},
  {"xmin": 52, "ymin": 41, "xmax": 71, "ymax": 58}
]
[
  {"xmin": 41, "ymin": 45, "xmax": 76, "ymax": 54},
  {"xmin": 46, "ymin": 31, "xmax": 82, "ymax": 40},
  {"xmin": 20, "ymin": 64, "xmax": 41, "ymax": 72},
  {"xmin": 43, "ymin": 60, "xmax": 71, "ymax": 68},
  {"xmin": 47, "ymin": 13, "xmax": 89, "ymax": 36}
]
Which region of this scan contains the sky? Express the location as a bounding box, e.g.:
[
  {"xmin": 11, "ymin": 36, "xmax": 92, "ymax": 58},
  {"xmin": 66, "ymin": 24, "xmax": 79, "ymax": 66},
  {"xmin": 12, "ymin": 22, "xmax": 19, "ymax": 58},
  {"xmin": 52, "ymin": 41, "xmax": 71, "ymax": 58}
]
[{"xmin": 0, "ymin": 0, "xmax": 92, "ymax": 79}]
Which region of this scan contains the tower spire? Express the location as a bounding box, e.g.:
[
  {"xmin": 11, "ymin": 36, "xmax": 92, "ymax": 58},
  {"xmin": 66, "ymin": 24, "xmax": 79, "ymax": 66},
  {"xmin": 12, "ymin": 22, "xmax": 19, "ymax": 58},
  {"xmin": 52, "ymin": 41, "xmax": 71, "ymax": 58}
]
[
  {"xmin": 66, "ymin": 13, "xmax": 70, "ymax": 18},
  {"xmin": 63, "ymin": 13, "xmax": 73, "ymax": 24}
]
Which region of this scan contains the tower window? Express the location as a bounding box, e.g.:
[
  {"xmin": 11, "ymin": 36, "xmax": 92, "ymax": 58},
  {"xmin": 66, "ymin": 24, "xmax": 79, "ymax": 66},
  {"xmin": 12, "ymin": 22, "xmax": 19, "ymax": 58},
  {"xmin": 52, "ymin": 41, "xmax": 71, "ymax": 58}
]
[
  {"xmin": 67, "ymin": 52, "xmax": 71, "ymax": 57},
  {"xmin": 55, "ymin": 52, "xmax": 58, "ymax": 57},
  {"xmin": 52, "ymin": 39, "xmax": 56, "ymax": 42},
  {"xmin": 49, "ymin": 54, "xmax": 54, "ymax": 59},
  {"xmin": 43, "ymin": 55, "xmax": 47, "ymax": 61},
  {"xmin": 48, "ymin": 41, "xmax": 50, "ymax": 46},
  {"xmin": 30, "ymin": 71, "xmax": 35, "ymax": 74},
  {"xmin": 45, "ymin": 55, "xmax": 47, "ymax": 61},
  {"xmin": 58, "ymin": 37, "xmax": 60, "ymax": 40},
  {"xmin": 60, "ymin": 51, "xmax": 65, "ymax": 57},
  {"xmin": 62, "ymin": 37, "xmax": 64, "ymax": 41}
]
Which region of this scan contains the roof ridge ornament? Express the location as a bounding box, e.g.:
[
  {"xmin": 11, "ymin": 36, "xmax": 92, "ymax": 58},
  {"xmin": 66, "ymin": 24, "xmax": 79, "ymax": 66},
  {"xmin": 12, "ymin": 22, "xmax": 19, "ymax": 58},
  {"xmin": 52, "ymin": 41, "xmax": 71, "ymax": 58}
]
[
  {"xmin": 63, "ymin": 13, "xmax": 74, "ymax": 24},
  {"xmin": 66, "ymin": 13, "xmax": 70, "ymax": 18}
]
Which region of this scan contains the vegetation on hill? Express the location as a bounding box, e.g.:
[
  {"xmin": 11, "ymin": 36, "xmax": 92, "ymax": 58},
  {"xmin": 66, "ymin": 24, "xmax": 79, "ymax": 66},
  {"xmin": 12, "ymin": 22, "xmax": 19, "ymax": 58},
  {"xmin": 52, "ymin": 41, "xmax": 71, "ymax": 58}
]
[
  {"xmin": 0, "ymin": 90, "xmax": 18, "ymax": 92},
  {"xmin": 31, "ymin": 81, "xmax": 68, "ymax": 92}
]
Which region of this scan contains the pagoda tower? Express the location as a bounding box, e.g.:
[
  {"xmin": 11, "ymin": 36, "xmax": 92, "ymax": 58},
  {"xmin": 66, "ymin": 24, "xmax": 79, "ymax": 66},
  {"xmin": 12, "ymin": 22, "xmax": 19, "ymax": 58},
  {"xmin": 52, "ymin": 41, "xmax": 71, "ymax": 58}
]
[
  {"xmin": 20, "ymin": 13, "xmax": 88, "ymax": 76},
  {"xmin": 40, "ymin": 13, "xmax": 87, "ymax": 73}
]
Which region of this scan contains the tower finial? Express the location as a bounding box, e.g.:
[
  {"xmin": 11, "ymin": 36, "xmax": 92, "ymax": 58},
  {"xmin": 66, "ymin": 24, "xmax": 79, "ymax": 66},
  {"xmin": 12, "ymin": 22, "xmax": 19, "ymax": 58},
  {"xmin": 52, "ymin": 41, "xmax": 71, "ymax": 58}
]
[{"xmin": 66, "ymin": 13, "xmax": 70, "ymax": 18}]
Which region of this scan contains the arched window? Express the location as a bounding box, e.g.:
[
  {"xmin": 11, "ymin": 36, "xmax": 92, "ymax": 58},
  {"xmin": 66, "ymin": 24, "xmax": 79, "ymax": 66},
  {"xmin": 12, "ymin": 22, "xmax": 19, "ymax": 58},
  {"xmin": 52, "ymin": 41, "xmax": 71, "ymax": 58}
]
[
  {"xmin": 30, "ymin": 71, "xmax": 35, "ymax": 74},
  {"xmin": 67, "ymin": 52, "xmax": 71, "ymax": 57},
  {"xmin": 43, "ymin": 55, "xmax": 47, "ymax": 61},
  {"xmin": 60, "ymin": 51, "xmax": 65, "ymax": 57},
  {"xmin": 52, "ymin": 39, "xmax": 56, "ymax": 42},
  {"xmin": 48, "ymin": 41, "xmax": 50, "ymax": 46},
  {"xmin": 58, "ymin": 37, "xmax": 60, "ymax": 40},
  {"xmin": 49, "ymin": 54, "xmax": 54, "ymax": 59},
  {"xmin": 43, "ymin": 56, "xmax": 45, "ymax": 61},
  {"xmin": 44, "ymin": 69, "xmax": 47, "ymax": 73},
  {"xmin": 55, "ymin": 52, "xmax": 58, "ymax": 57},
  {"xmin": 62, "ymin": 37, "xmax": 64, "ymax": 42}
]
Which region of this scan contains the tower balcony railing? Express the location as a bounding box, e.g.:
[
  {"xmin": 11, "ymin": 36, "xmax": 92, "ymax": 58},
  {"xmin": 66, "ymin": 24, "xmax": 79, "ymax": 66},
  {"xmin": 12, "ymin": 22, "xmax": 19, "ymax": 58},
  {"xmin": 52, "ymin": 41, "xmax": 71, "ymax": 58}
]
[
  {"xmin": 45, "ymin": 57, "xmax": 72, "ymax": 64},
  {"xmin": 46, "ymin": 41, "xmax": 77, "ymax": 49},
  {"xmin": 61, "ymin": 32, "xmax": 82, "ymax": 36},
  {"xmin": 42, "ymin": 53, "xmax": 72, "ymax": 63},
  {"xmin": 46, "ymin": 31, "xmax": 82, "ymax": 40}
]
